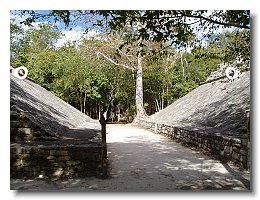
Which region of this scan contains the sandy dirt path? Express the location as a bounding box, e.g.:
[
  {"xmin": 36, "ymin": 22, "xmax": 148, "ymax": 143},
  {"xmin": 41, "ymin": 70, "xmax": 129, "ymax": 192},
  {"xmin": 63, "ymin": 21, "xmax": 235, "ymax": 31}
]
[{"xmin": 11, "ymin": 124, "xmax": 250, "ymax": 191}]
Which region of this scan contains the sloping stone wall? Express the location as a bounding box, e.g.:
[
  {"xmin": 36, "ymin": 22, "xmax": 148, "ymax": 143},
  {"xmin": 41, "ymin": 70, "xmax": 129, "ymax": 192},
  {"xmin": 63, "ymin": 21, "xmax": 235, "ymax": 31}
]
[
  {"xmin": 10, "ymin": 75, "xmax": 107, "ymax": 179},
  {"xmin": 10, "ymin": 108, "xmax": 106, "ymax": 179},
  {"xmin": 10, "ymin": 107, "xmax": 106, "ymax": 179},
  {"xmin": 135, "ymin": 70, "xmax": 250, "ymax": 170},
  {"xmin": 10, "ymin": 104, "xmax": 58, "ymax": 142},
  {"xmin": 11, "ymin": 143, "xmax": 103, "ymax": 179},
  {"xmin": 135, "ymin": 119, "xmax": 250, "ymax": 170}
]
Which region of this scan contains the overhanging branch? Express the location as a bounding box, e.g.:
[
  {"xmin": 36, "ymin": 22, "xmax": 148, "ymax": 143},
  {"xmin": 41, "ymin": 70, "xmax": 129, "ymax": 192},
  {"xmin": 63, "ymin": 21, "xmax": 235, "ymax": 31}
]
[
  {"xmin": 182, "ymin": 14, "xmax": 250, "ymax": 29},
  {"xmin": 97, "ymin": 51, "xmax": 135, "ymax": 70}
]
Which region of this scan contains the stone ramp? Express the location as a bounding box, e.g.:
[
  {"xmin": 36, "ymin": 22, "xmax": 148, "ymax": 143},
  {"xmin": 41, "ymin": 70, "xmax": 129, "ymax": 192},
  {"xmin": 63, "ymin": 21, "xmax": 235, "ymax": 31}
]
[
  {"xmin": 10, "ymin": 75, "xmax": 106, "ymax": 180},
  {"xmin": 135, "ymin": 71, "xmax": 250, "ymax": 169},
  {"xmin": 10, "ymin": 74, "xmax": 100, "ymax": 140},
  {"xmin": 150, "ymin": 71, "xmax": 250, "ymax": 136}
]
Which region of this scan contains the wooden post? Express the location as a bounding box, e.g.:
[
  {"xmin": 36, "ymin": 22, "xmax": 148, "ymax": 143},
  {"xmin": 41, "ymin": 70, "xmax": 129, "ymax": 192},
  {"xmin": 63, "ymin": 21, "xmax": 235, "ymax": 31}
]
[{"xmin": 99, "ymin": 112, "xmax": 107, "ymax": 178}]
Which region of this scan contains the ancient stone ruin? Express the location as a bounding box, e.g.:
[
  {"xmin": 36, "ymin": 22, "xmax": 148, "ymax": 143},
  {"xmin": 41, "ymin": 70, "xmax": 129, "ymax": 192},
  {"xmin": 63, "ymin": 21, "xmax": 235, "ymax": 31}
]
[
  {"xmin": 10, "ymin": 74, "xmax": 107, "ymax": 179},
  {"xmin": 135, "ymin": 63, "xmax": 250, "ymax": 170}
]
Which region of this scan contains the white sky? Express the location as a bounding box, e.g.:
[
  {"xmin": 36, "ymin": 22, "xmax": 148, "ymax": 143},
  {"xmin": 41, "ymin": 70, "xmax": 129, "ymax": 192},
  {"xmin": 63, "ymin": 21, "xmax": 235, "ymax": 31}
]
[
  {"xmin": 10, "ymin": 11, "xmax": 100, "ymax": 47},
  {"xmin": 55, "ymin": 27, "xmax": 99, "ymax": 47},
  {"xmin": 10, "ymin": 10, "xmax": 240, "ymax": 50}
]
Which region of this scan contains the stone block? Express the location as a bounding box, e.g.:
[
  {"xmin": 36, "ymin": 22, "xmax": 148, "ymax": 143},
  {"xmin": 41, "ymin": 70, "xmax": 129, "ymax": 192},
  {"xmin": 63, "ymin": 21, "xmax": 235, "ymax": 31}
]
[
  {"xmin": 232, "ymin": 146, "xmax": 240, "ymax": 153},
  {"xmin": 223, "ymin": 138, "xmax": 230, "ymax": 145},
  {"xmin": 232, "ymin": 151, "xmax": 240, "ymax": 160},
  {"xmin": 67, "ymin": 165, "xmax": 84, "ymax": 172},
  {"xmin": 240, "ymin": 150, "xmax": 248, "ymax": 156},
  {"xmin": 50, "ymin": 150, "xmax": 68, "ymax": 156},
  {"xmin": 52, "ymin": 168, "xmax": 64, "ymax": 177},
  {"xmin": 56, "ymin": 156, "xmax": 71, "ymax": 161},
  {"xmin": 46, "ymin": 155, "xmax": 56, "ymax": 160},
  {"xmin": 224, "ymin": 146, "xmax": 230, "ymax": 153},
  {"xmin": 52, "ymin": 162, "xmax": 66, "ymax": 167},
  {"xmin": 17, "ymin": 128, "xmax": 32, "ymax": 135},
  {"xmin": 232, "ymin": 138, "xmax": 242, "ymax": 144},
  {"xmin": 66, "ymin": 160, "xmax": 81, "ymax": 166},
  {"xmin": 10, "ymin": 121, "xmax": 24, "ymax": 128},
  {"xmin": 11, "ymin": 147, "xmax": 22, "ymax": 154},
  {"xmin": 10, "ymin": 112, "xmax": 18, "ymax": 120},
  {"xmin": 234, "ymin": 142, "xmax": 242, "ymax": 148},
  {"xmin": 37, "ymin": 149, "xmax": 49, "ymax": 155},
  {"xmin": 241, "ymin": 139, "xmax": 248, "ymax": 146},
  {"xmin": 240, "ymin": 155, "xmax": 247, "ymax": 163}
]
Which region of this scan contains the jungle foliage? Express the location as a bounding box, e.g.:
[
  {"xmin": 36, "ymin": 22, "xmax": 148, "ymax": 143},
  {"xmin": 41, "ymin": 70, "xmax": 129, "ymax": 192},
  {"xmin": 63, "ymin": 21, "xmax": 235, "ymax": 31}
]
[{"xmin": 10, "ymin": 10, "xmax": 250, "ymax": 122}]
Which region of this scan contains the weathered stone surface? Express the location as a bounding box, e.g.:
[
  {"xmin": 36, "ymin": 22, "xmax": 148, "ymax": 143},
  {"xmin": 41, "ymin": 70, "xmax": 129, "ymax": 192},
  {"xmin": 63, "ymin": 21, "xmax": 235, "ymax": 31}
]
[
  {"xmin": 49, "ymin": 150, "xmax": 68, "ymax": 156},
  {"xmin": 10, "ymin": 75, "xmax": 107, "ymax": 179},
  {"xmin": 134, "ymin": 71, "xmax": 250, "ymax": 170},
  {"xmin": 224, "ymin": 146, "xmax": 231, "ymax": 153},
  {"xmin": 150, "ymin": 71, "xmax": 250, "ymax": 136},
  {"xmin": 205, "ymin": 60, "xmax": 249, "ymax": 83},
  {"xmin": 10, "ymin": 74, "xmax": 101, "ymax": 140},
  {"xmin": 10, "ymin": 143, "xmax": 103, "ymax": 179},
  {"xmin": 232, "ymin": 151, "xmax": 240, "ymax": 160}
]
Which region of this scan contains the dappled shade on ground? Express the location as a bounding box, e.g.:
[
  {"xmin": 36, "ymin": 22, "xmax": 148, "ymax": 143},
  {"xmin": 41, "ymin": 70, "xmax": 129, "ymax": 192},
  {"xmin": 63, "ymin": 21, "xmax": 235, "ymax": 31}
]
[{"xmin": 11, "ymin": 124, "xmax": 250, "ymax": 191}]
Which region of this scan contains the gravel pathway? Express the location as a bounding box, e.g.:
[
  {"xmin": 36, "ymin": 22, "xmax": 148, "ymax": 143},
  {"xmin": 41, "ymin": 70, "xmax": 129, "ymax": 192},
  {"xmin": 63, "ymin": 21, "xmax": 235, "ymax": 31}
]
[{"xmin": 11, "ymin": 124, "xmax": 250, "ymax": 191}]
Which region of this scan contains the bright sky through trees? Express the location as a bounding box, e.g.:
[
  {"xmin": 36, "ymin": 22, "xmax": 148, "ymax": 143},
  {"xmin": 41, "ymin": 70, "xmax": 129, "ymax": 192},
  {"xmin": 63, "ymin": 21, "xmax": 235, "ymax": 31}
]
[
  {"xmin": 10, "ymin": 9, "xmax": 250, "ymax": 119},
  {"xmin": 10, "ymin": 10, "xmax": 242, "ymax": 51}
]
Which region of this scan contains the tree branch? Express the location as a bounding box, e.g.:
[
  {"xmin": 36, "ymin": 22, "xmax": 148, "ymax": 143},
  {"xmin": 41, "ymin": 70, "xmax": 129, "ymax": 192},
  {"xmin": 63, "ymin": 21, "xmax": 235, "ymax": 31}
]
[
  {"xmin": 182, "ymin": 14, "xmax": 250, "ymax": 29},
  {"xmin": 97, "ymin": 51, "xmax": 135, "ymax": 70},
  {"xmin": 156, "ymin": 12, "xmax": 249, "ymax": 29}
]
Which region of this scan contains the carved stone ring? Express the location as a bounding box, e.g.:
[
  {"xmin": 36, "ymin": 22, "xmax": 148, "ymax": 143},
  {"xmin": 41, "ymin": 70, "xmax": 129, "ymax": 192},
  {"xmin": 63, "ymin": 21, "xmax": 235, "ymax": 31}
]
[
  {"xmin": 225, "ymin": 67, "xmax": 239, "ymax": 81},
  {"xmin": 12, "ymin": 66, "xmax": 28, "ymax": 79}
]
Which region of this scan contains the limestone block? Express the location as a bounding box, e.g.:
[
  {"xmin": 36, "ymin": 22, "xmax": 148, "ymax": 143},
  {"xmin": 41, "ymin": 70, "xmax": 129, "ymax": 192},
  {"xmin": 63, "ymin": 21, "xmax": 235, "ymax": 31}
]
[
  {"xmin": 234, "ymin": 142, "xmax": 242, "ymax": 148},
  {"xmin": 232, "ymin": 146, "xmax": 240, "ymax": 153},
  {"xmin": 11, "ymin": 121, "xmax": 24, "ymax": 128},
  {"xmin": 53, "ymin": 168, "xmax": 64, "ymax": 177},
  {"xmin": 224, "ymin": 146, "xmax": 231, "ymax": 153},
  {"xmin": 56, "ymin": 156, "xmax": 70, "ymax": 161},
  {"xmin": 50, "ymin": 150, "xmax": 68, "ymax": 156},
  {"xmin": 66, "ymin": 160, "xmax": 81, "ymax": 166},
  {"xmin": 241, "ymin": 139, "xmax": 248, "ymax": 146},
  {"xmin": 232, "ymin": 138, "xmax": 242, "ymax": 144},
  {"xmin": 46, "ymin": 155, "xmax": 55, "ymax": 160},
  {"xmin": 223, "ymin": 138, "xmax": 230, "ymax": 145},
  {"xmin": 52, "ymin": 162, "xmax": 66, "ymax": 167},
  {"xmin": 240, "ymin": 155, "xmax": 247, "ymax": 163},
  {"xmin": 232, "ymin": 151, "xmax": 240, "ymax": 160},
  {"xmin": 240, "ymin": 150, "xmax": 248, "ymax": 156},
  {"xmin": 17, "ymin": 128, "xmax": 32, "ymax": 135}
]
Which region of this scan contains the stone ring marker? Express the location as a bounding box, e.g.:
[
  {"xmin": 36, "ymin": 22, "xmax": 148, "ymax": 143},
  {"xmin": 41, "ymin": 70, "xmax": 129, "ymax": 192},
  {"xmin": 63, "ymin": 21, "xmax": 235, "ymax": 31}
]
[
  {"xmin": 12, "ymin": 66, "xmax": 28, "ymax": 79},
  {"xmin": 225, "ymin": 66, "xmax": 239, "ymax": 82}
]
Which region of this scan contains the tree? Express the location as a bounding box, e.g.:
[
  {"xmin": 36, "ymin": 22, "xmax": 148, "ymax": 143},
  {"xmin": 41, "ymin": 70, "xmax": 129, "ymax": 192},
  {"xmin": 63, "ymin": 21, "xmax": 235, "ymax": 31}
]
[
  {"xmin": 16, "ymin": 10, "xmax": 250, "ymax": 119},
  {"xmin": 209, "ymin": 29, "xmax": 250, "ymax": 64}
]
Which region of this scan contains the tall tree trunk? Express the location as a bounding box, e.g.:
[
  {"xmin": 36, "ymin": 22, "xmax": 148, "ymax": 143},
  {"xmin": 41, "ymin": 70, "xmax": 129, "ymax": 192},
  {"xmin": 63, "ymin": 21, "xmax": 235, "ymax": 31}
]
[
  {"xmin": 135, "ymin": 38, "xmax": 147, "ymax": 119},
  {"xmin": 117, "ymin": 106, "xmax": 120, "ymax": 122},
  {"xmin": 155, "ymin": 98, "xmax": 160, "ymax": 112},
  {"xmin": 184, "ymin": 57, "xmax": 188, "ymax": 81},
  {"xmin": 79, "ymin": 91, "xmax": 83, "ymax": 113},
  {"xmin": 166, "ymin": 85, "xmax": 169, "ymax": 107},
  {"xmin": 96, "ymin": 102, "xmax": 99, "ymax": 119},
  {"xmin": 180, "ymin": 52, "xmax": 185, "ymax": 82},
  {"xmin": 83, "ymin": 91, "xmax": 87, "ymax": 114},
  {"xmin": 161, "ymin": 87, "xmax": 164, "ymax": 110}
]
